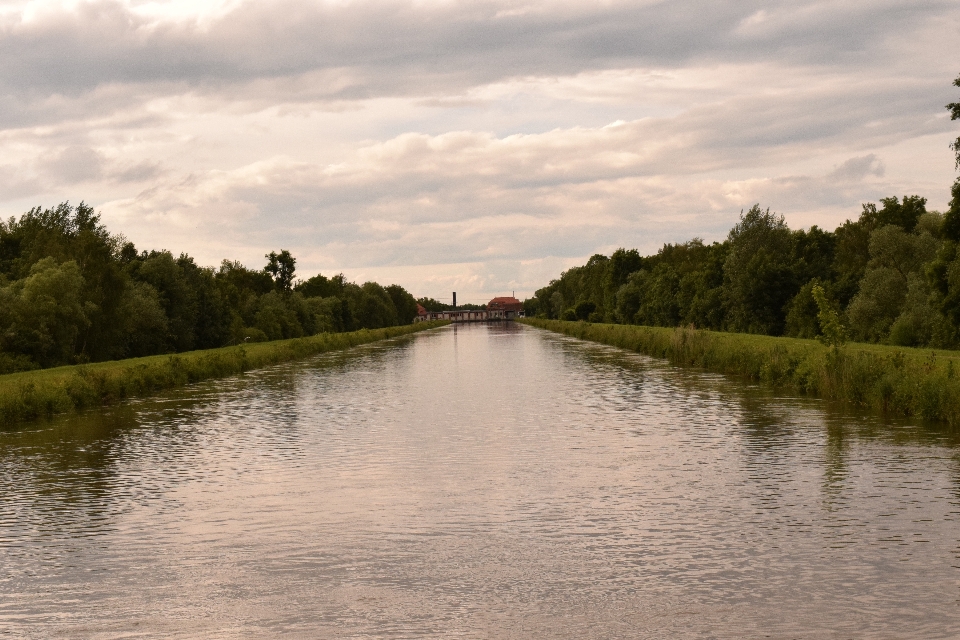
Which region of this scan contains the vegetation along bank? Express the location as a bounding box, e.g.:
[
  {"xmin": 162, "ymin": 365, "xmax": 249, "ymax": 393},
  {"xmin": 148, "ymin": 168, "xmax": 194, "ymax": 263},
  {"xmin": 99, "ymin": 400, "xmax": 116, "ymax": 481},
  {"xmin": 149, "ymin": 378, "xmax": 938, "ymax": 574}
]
[
  {"xmin": 0, "ymin": 202, "xmax": 445, "ymax": 375},
  {"xmin": 520, "ymin": 318, "xmax": 960, "ymax": 424},
  {"xmin": 0, "ymin": 321, "xmax": 448, "ymax": 426}
]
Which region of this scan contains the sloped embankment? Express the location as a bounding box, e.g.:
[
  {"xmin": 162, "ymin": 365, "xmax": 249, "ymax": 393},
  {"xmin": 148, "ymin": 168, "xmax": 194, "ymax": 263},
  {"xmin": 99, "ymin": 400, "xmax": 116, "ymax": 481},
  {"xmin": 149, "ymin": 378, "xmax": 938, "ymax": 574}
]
[
  {"xmin": 0, "ymin": 321, "xmax": 449, "ymax": 426},
  {"xmin": 520, "ymin": 318, "xmax": 960, "ymax": 424}
]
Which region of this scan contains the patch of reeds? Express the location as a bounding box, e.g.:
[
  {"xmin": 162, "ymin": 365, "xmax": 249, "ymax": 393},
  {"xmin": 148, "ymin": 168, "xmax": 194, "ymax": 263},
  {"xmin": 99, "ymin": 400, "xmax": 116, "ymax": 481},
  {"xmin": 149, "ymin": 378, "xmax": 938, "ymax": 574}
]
[
  {"xmin": 519, "ymin": 318, "xmax": 960, "ymax": 424},
  {"xmin": 0, "ymin": 321, "xmax": 449, "ymax": 426}
]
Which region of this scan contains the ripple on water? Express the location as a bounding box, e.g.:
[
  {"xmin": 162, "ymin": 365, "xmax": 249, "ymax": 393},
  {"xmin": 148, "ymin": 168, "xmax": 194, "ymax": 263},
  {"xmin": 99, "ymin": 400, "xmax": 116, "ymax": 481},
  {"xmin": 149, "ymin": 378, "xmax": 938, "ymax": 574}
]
[{"xmin": 1, "ymin": 323, "xmax": 959, "ymax": 638}]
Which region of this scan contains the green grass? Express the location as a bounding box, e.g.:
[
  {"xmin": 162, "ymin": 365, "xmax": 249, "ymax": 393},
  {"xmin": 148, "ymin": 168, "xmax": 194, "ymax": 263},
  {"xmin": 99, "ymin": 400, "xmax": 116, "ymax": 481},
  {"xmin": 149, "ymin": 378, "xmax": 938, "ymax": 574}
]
[
  {"xmin": 0, "ymin": 321, "xmax": 449, "ymax": 426},
  {"xmin": 520, "ymin": 318, "xmax": 960, "ymax": 424}
]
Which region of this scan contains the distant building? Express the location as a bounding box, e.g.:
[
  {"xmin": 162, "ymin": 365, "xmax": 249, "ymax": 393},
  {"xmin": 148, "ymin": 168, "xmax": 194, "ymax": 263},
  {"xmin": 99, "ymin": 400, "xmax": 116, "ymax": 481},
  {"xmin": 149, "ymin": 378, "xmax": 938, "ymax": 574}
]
[
  {"xmin": 414, "ymin": 296, "xmax": 524, "ymax": 322},
  {"xmin": 486, "ymin": 296, "xmax": 523, "ymax": 319}
]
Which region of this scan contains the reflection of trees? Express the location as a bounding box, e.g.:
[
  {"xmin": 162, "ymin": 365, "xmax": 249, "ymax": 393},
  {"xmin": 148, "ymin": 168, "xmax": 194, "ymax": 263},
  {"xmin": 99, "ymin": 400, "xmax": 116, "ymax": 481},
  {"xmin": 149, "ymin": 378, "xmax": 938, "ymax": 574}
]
[
  {"xmin": 821, "ymin": 418, "xmax": 848, "ymax": 511},
  {"xmin": 540, "ymin": 326, "xmax": 960, "ymax": 518},
  {"xmin": 1, "ymin": 406, "xmax": 142, "ymax": 540},
  {"xmin": 0, "ymin": 335, "xmax": 421, "ymax": 543}
]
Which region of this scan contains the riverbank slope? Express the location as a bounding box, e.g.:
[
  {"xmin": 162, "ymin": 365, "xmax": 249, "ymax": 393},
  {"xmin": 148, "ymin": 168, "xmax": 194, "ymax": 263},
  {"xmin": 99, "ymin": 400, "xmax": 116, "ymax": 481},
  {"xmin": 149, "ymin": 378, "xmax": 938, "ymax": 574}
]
[
  {"xmin": 520, "ymin": 318, "xmax": 960, "ymax": 424},
  {"xmin": 0, "ymin": 321, "xmax": 449, "ymax": 426}
]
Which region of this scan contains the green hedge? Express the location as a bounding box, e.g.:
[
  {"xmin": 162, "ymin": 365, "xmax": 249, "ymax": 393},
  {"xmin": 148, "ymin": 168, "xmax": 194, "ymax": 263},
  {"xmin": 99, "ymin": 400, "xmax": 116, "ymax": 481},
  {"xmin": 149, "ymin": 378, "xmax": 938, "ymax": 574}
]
[
  {"xmin": 520, "ymin": 318, "xmax": 960, "ymax": 424},
  {"xmin": 0, "ymin": 321, "xmax": 448, "ymax": 426}
]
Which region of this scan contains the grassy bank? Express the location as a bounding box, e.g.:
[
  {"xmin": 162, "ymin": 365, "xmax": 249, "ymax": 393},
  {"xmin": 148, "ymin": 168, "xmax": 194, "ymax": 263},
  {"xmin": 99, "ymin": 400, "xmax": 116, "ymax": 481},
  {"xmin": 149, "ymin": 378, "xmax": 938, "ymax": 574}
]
[
  {"xmin": 520, "ymin": 318, "xmax": 960, "ymax": 424},
  {"xmin": 0, "ymin": 321, "xmax": 449, "ymax": 426}
]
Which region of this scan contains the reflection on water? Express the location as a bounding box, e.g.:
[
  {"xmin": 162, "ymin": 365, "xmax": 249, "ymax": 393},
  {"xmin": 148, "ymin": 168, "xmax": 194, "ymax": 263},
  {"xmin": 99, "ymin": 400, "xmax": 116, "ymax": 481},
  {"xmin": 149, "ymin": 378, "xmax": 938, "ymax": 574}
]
[{"xmin": 2, "ymin": 323, "xmax": 959, "ymax": 638}]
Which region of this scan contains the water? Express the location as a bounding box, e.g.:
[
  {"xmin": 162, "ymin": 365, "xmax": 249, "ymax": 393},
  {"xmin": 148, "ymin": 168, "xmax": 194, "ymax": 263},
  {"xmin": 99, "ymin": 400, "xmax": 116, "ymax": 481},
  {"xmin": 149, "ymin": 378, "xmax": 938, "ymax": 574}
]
[{"xmin": 2, "ymin": 323, "xmax": 959, "ymax": 638}]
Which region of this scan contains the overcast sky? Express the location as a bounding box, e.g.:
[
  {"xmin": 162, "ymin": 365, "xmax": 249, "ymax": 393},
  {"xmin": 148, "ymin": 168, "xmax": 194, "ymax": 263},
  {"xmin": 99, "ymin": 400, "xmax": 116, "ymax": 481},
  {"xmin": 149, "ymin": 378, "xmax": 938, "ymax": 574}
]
[{"xmin": 1, "ymin": 0, "xmax": 958, "ymax": 303}]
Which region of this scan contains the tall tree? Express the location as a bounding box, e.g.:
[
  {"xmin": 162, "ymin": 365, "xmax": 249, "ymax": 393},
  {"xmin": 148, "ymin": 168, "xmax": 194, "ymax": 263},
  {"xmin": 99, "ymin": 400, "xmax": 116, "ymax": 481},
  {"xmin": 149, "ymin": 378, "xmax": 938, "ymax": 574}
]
[
  {"xmin": 265, "ymin": 250, "xmax": 296, "ymax": 292},
  {"xmin": 723, "ymin": 205, "xmax": 796, "ymax": 335}
]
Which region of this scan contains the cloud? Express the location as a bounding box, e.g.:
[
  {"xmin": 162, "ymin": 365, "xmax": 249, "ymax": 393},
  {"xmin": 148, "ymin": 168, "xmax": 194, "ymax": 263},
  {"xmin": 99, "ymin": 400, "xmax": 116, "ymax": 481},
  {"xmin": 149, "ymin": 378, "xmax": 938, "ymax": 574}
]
[
  {"xmin": 0, "ymin": 0, "xmax": 958, "ymax": 298},
  {"xmin": 102, "ymin": 120, "xmax": 917, "ymax": 279},
  {"xmin": 0, "ymin": 0, "xmax": 953, "ymax": 119},
  {"xmin": 827, "ymin": 154, "xmax": 885, "ymax": 182},
  {"xmin": 40, "ymin": 145, "xmax": 105, "ymax": 183}
]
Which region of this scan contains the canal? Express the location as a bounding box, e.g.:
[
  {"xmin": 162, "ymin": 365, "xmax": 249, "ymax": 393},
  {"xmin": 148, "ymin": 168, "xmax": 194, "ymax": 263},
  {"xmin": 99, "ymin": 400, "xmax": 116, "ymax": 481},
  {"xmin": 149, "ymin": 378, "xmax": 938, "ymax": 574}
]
[{"xmin": 2, "ymin": 322, "xmax": 959, "ymax": 638}]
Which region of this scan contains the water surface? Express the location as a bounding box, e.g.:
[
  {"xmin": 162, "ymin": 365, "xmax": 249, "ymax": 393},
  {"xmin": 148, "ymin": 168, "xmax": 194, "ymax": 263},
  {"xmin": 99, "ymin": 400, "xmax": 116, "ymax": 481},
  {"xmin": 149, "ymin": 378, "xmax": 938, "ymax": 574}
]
[{"xmin": 2, "ymin": 323, "xmax": 959, "ymax": 638}]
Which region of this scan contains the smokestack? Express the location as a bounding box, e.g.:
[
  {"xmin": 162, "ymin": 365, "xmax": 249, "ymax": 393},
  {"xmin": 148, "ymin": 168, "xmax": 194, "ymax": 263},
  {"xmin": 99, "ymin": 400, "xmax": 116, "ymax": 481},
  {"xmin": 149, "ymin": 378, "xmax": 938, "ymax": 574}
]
[{"xmin": 453, "ymin": 292, "xmax": 457, "ymax": 309}]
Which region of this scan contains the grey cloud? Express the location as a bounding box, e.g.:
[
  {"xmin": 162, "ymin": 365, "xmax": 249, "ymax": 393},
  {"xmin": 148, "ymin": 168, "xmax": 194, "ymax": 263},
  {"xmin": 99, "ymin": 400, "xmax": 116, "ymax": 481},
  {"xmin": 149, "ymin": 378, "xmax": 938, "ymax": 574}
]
[
  {"xmin": 828, "ymin": 154, "xmax": 885, "ymax": 181},
  {"xmin": 0, "ymin": 0, "xmax": 952, "ymax": 107},
  {"xmin": 36, "ymin": 145, "xmax": 163, "ymax": 186},
  {"xmin": 111, "ymin": 160, "xmax": 165, "ymax": 184},
  {"xmin": 40, "ymin": 145, "xmax": 104, "ymax": 183},
  {"xmin": 0, "ymin": 81, "xmax": 174, "ymax": 134}
]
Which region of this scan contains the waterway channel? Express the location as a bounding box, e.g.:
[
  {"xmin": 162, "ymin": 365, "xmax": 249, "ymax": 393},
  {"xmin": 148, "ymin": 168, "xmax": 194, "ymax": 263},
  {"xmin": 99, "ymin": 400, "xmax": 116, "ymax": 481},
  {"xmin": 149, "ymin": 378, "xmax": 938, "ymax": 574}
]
[{"xmin": 2, "ymin": 323, "xmax": 959, "ymax": 638}]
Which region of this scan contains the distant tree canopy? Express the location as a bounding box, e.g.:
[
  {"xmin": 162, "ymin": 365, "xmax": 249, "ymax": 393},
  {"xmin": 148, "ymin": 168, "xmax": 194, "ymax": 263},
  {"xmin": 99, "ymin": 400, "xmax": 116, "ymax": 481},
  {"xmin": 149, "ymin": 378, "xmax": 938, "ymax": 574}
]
[
  {"xmin": 0, "ymin": 204, "xmax": 421, "ymax": 373},
  {"xmin": 529, "ymin": 195, "xmax": 959, "ymax": 348},
  {"xmin": 416, "ymin": 297, "xmax": 486, "ymax": 311}
]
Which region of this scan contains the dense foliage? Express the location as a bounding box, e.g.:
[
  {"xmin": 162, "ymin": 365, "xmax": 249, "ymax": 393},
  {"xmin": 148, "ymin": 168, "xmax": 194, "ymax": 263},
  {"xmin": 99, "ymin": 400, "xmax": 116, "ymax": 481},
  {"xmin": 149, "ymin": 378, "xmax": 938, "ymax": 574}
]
[
  {"xmin": 0, "ymin": 205, "xmax": 419, "ymax": 373},
  {"xmin": 526, "ymin": 74, "xmax": 960, "ymax": 349},
  {"xmin": 527, "ymin": 197, "xmax": 959, "ymax": 347}
]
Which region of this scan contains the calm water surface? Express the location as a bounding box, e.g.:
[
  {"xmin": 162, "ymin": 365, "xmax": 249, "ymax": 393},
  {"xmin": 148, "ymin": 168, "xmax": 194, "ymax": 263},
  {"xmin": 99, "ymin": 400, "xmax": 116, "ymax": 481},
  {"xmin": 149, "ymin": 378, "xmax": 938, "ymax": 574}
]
[{"xmin": 2, "ymin": 323, "xmax": 960, "ymax": 638}]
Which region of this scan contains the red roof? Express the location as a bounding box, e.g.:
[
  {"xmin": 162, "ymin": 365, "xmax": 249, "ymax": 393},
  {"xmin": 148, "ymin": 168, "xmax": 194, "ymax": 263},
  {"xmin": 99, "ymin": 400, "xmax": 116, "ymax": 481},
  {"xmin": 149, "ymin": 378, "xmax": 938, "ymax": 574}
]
[
  {"xmin": 416, "ymin": 303, "xmax": 428, "ymax": 316},
  {"xmin": 487, "ymin": 296, "xmax": 522, "ymax": 311}
]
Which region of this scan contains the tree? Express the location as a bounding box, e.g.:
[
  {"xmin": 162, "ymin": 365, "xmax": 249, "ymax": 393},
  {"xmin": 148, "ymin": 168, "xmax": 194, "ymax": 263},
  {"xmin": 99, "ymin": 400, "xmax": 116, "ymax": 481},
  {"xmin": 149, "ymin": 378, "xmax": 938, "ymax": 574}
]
[
  {"xmin": 607, "ymin": 248, "xmax": 643, "ymax": 289},
  {"xmin": 947, "ymin": 73, "xmax": 960, "ymax": 170},
  {"xmin": 574, "ymin": 300, "xmax": 596, "ymax": 321},
  {"xmin": 604, "ymin": 248, "xmax": 643, "ymax": 316},
  {"xmin": 131, "ymin": 251, "xmax": 197, "ymax": 352},
  {"xmin": 116, "ymin": 281, "xmax": 169, "ymax": 357},
  {"xmin": 615, "ymin": 272, "xmax": 645, "ymax": 324},
  {"xmin": 254, "ymin": 291, "xmax": 303, "ymax": 340},
  {"xmin": 265, "ymin": 250, "xmax": 296, "ymax": 292},
  {"xmin": 811, "ymin": 284, "xmax": 846, "ymax": 347},
  {"xmin": 178, "ymin": 257, "xmax": 231, "ymax": 349},
  {"xmin": 860, "ymin": 196, "xmax": 927, "ymax": 233},
  {"xmin": 0, "ymin": 258, "xmax": 90, "ymax": 367},
  {"xmin": 887, "ymin": 274, "xmax": 947, "ymax": 347},
  {"xmin": 343, "ymin": 282, "xmax": 399, "ymax": 329},
  {"xmin": 549, "ymin": 290, "xmax": 564, "ymax": 319},
  {"xmin": 943, "ymin": 75, "xmax": 960, "ymax": 242},
  {"xmin": 784, "ymin": 279, "xmax": 824, "ymax": 339},
  {"xmin": 298, "ymin": 272, "xmax": 344, "ymax": 299},
  {"xmin": 723, "ymin": 205, "xmax": 796, "ymax": 334},
  {"xmin": 677, "ymin": 241, "xmax": 727, "ymax": 330},
  {"xmin": 385, "ymin": 284, "xmax": 418, "ymax": 324},
  {"xmin": 832, "ymin": 218, "xmax": 872, "ymax": 307},
  {"xmin": 847, "ymin": 225, "xmax": 939, "ymax": 342},
  {"xmin": 636, "ymin": 263, "xmax": 681, "ymax": 327},
  {"xmin": 218, "ymin": 260, "xmax": 274, "ymax": 297}
]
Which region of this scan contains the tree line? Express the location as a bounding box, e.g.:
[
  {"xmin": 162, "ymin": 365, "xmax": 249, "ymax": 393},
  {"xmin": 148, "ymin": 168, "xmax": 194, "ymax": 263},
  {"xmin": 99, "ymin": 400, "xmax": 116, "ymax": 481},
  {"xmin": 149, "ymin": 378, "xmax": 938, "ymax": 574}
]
[
  {"xmin": 525, "ymin": 74, "xmax": 960, "ymax": 349},
  {"xmin": 0, "ymin": 206, "xmax": 420, "ymax": 373}
]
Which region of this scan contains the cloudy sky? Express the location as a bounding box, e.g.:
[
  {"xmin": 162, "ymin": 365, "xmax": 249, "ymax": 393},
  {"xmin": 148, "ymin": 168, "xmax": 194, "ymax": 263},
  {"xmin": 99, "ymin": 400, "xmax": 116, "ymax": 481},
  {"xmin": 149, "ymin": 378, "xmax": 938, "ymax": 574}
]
[{"xmin": 1, "ymin": 0, "xmax": 958, "ymax": 303}]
